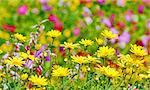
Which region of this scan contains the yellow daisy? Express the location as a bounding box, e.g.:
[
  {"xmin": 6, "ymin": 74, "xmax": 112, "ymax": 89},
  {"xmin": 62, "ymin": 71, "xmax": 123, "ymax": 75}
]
[
  {"xmin": 101, "ymin": 29, "xmax": 117, "ymax": 39},
  {"xmin": 29, "ymin": 75, "xmax": 48, "ymax": 86},
  {"xmin": 61, "ymin": 42, "xmax": 79, "ymax": 49},
  {"xmin": 52, "ymin": 66, "xmax": 70, "ymax": 77},
  {"xmin": 96, "ymin": 46, "xmax": 115, "ymax": 57},
  {"xmin": 71, "ymin": 55, "xmax": 88, "ymax": 64},
  {"xmin": 130, "ymin": 44, "xmax": 148, "ymax": 56},
  {"xmin": 79, "ymin": 39, "xmax": 93, "ymax": 47},
  {"xmin": 14, "ymin": 33, "xmax": 26, "ymax": 42},
  {"xmin": 46, "ymin": 30, "xmax": 61, "ymax": 38},
  {"xmin": 5, "ymin": 56, "xmax": 25, "ymax": 67}
]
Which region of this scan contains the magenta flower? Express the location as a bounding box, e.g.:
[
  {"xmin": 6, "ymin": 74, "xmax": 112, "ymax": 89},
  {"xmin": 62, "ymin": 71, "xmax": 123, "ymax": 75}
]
[
  {"xmin": 17, "ymin": 5, "xmax": 28, "ymax": 15},
  {"xmin": 48, "ymin": 14, "xmax": 58, "ymax": 23},
  {"xmin": 73, "ymin": 27, "xmax": 80, "ymax": 36},
  {"xmin": 97, "ymin": 0, "xmax": 105, "ymax": 4},
  {"xmin": 138, "ymin": 5, "xmax": 144, "ymax": 14}
]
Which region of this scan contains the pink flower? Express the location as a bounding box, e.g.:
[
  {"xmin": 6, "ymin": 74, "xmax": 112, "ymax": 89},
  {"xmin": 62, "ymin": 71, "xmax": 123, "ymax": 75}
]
[
  {"xmin": 125, "ymin": 10, "xmax": 133, "ymax": 22},
  {"xmin": 17, "ymin": 5, "xmax": 28, "ymax": 15},
  {"xmin": 48, "ymin": 14, "xmax": 58, "ymax": 23},
  {"xmin": 146, "ymin": 19, "xmax": 150, "ymax": 28},
  {"xmin": 73, "ymin": 27, "xmax": 80, "ymax": 36},
  {"xmin": 97, "ymin": 0, "xmax": 105, "ymax": 4},
  {"xmin": 138, "ymin": 5, "xmax": 144, "ymax": 14}
]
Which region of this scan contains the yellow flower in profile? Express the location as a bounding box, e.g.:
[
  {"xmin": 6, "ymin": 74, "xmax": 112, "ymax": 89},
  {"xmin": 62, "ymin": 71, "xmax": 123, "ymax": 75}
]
[
  {"xmin": 35, "ymin": 44, "xmax": 42, "ymax": 50},
  {"xmin": 101, "ymin": 30, "xmax": 117, "ymax": 39},
  {"xmin": 20, "ymin": 52, "xmax": 28, "ymax": 59},
  {"xmin": 29, "ymin": 75, "xmax": 48, "ymax": 86},
  {"xmin": 95, "ymin": 38, "xmax": 104, "ymax": 45},
  {"xmin": 46, "ymin": 30, "xmax": 61, "ymax": 38},
  {"xmin": 96, "ymin": 46, "xmax": 115, "ymax": 57},
  {"xmin": 86, "ymin": 55, "xmax": 100, "ymax": 63},
  {"xmin": 20, "ymin": 73, "xmax": 28, "ymax": 80},
  {"xmin": 61, "ymin": 42, "xmax": 79, "ymax": 49},
  {"xmin": 52, "ymin": 66, "xmax": 70, "ymax": 77},
  {"xmin": 14, "ymin": 33, "xmax": 26, "ymax": 42},
  {"xmin": 5, "ymin": 57, "xmax": 25, "ymax": 67},
  {"xmin": 71, "ymin": 55, "xmax": 88, "ymax": 64},
  {"xmin": 79, "ymin": 39, "xmax": 93, "ymax": 47},
  {"xmin": 20, "ymin": 51, "xmax": 37, "ymax": 61},
  {"xmin": 0, "ymin": 71, "xmax": 4, "ymax": 81},
  {"xmin": 96, "ymin": 66, "xmax": 120, "ymax": 77},
  {"xmin": 130, "ymin": 44, "xmax": 148, "ymax": 56}
]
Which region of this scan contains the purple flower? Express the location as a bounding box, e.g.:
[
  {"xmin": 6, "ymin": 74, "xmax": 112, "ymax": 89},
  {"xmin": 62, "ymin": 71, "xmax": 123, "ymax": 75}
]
[
  {"xmin": 45, "ymin": 55, "xmax": 50, "ymax": 62},
  {"xmin": 118, "ymin": 31, "xmax": 130, "ymax": 48},
  {"xmin": 102, "ymin": 18, "xmax": 112, "ymax": 27},
  {"xmin": 117, "ymin": 0, "xmax": 126, "ymax": 7},
  {"xmin": 110, "ymin": 28, "xmax": 118, "ymax": 43},
  {"xmin": 138, "ymin": 5, "xmax": 144, "ymax": 14},
  {"xmin": 125, "ymin": 10, "xmax": 133, "ymax": 22},
  {"xmin": 146, "ymin": 19, "xmax": 150, "ymax": 28},
  {"xmin": 0, "ymin": 66, "xmax": 3, "ymax": 70},
  {"xmin": 24, "ymin": 60, "xmax": 33, "ymax": 69},
  {"xmin": 17, "ymin": 5, "xmax": 28, "ymax": 15},
  {"xmin": 39, "ymin": 0, "xmax": 47, "ymax": 4},
  {"xmin": 142, "ymin": 36, "xmax": 149, "ymax": 46},
  {"xmin": 42, "ymin": 3, "xmax": 52, "ymax": 11}
]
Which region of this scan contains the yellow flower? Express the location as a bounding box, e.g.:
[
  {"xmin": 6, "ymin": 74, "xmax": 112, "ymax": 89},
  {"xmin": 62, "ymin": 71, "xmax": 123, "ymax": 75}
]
[
  {"xmin": 86, "ymin": 55, "xmax": 100, "ymax": 63},
  {"xmin": 35, "ymin": 44, "xmax": 42, "ymax": 50},
  {"xmin": 20, "ymin": 73, "xmax": 28, "ymax": 80},
  {"xmin": 14, "ymin": 33, "xmax": 26, "ymax": 42},
  {"xmin": 101, "ymin": 29, "xmax": 117, "ymax": 39},
  {"xmin": 20, "ymin": 52, "xmax": 28, "ymax": 59},
  {"xmin": 96, "ymin": 46, "xmax": 115, "ymax": 57},
  {"xmin": 46, "ymin": 30, "xmax": 61, "ymax": 38},
  {"xmin": 52, "ymin": 66, "xmax": 70, "ymax": 77},
  {"xmin": 5, "ymin": 57, "xmax": 25, "ymax": 67},
  {"xmin": 130, "ymin": 44, "xmax": 148, "ymax": 56},
  {"xmin": 96, "ymin": 66, "xmax": 120, "ymax": 77},
  {"xmin": 0, "ymin": 71, "xmax": 4, "ymax": 81},
  {"xmin": 118, "ymin": 54, "xmax": 133, "ymax": 67},
  {"xmin": 79, "ymin": 39, "xmax": 93, "ymax": 47},
  {"xmin": 29, "ymin": 75, "xmax": 48, "ymax": 86},
  {"xmin": 0, "ymin": 50, "xmax": 3, "ymax": 54},
  {"xmin": 71, "ymin": 55, "xmax": 88, "ymax": 64},
  {"xmin": 19, "ymin": 51, "xmax": 37, "ymax": 61},
  {"xmin": 0, "ymin": 31, "xmax": 10, "ymax": 40},
  {"xmin": 63, "ymin": 29, "xmax": 71, "ymax": 37},
  {"xmin": 61, "ymin": 42, "xmax": 79, "ymax": 49},
  {"xmin": 95, "ymin": 38, "xmax": 104, "ymax": 45},
  {"xmin": 0, "ymin": 43, "xmax": 13, "ymax": 52}
]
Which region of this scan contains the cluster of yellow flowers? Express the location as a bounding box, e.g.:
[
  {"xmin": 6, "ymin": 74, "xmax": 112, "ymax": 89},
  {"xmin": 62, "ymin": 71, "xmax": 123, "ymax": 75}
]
[{"xmin": 0, "ymin": 28, "xmax": 149, "ymax": 89}]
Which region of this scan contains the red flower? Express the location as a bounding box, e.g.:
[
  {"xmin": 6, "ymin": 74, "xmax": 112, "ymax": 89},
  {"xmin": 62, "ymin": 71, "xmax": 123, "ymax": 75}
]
[
  {"xmin": 54, "ymin": 21, "xmax": 64, "ymax": 32},
  {"xmin": 36, "ymin": 66, "xmax": 42, "ymax": 76},
  {"xmin": 2, "ymin": 24, "xmax": 16, "ymax": 33}
]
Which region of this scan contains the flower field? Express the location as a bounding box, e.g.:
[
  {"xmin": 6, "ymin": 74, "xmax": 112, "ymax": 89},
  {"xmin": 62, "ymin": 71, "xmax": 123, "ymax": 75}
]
[{"xmin": 0, "ymin": 0, "xmax": 150, "ymax": 90}]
